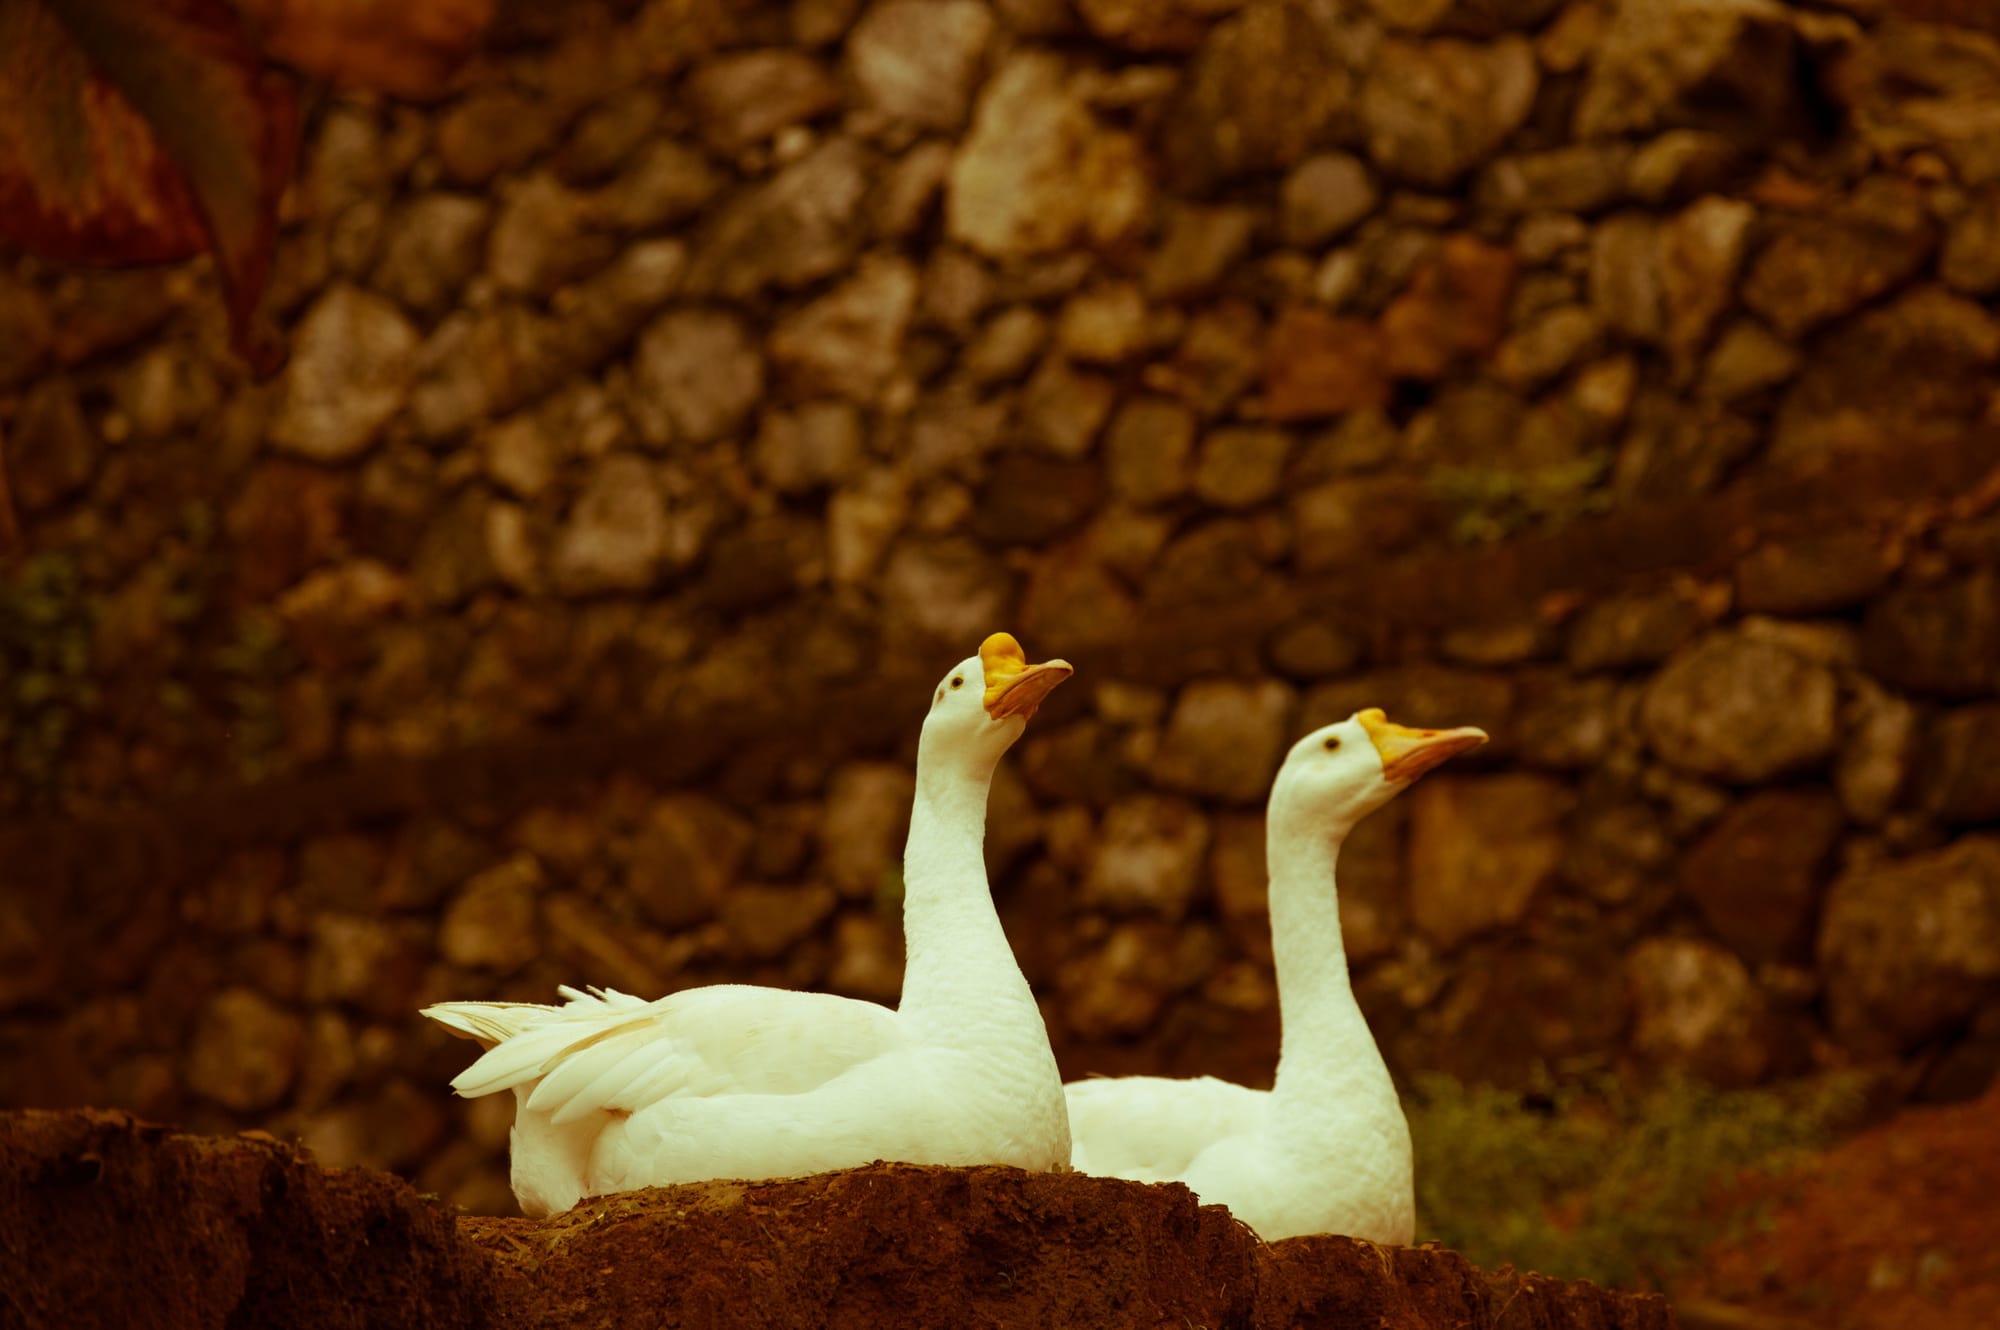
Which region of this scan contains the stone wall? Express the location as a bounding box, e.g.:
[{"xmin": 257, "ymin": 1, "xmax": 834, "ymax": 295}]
[{"xmin": 4, "ymin": 0, "xmax": 2000, "ymax": 1215}]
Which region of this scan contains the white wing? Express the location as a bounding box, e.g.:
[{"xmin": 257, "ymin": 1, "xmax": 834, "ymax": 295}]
[
  {"xmin": 1065, "ymin": 1075, "xmax": 1268, "ymax": 1179},
  {"xmin": 446, "ymin": 984, "xmax": 906, "ymax": 1124}
]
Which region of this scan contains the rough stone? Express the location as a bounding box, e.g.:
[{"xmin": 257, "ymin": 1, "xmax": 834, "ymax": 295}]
[
  {"xmin": 1771, "ymin": 287, "xmax": 2000, "ymax": 461},
  {"xmin": 599, "ymin": 140, "xmax": 725, "ymax": 233},
  {"xmin": 1086, "ymin": 795, "xmax": 1213, "ymax": 918},
  {"xmin": 947, "ymin": 54, "xmax": 1149, "ymax": 259},
  {"xmin": 1105, "ymin": 397, "xmax": 1197, "ymax": 506},
  {"xmin": 1151, "ymin": 679, "xmax": 1295, "ymax": 804},
  {"xmin": 1661, "ymin": 194, "xmax": 1755, "ymax": 372},
  {"xmin": 550, "ymin": 454, "xmax": 669, "ymax": 595},
  {"xmin": 1820, "ymin": 836, "xmax": 2000, "ymax": 1055},
  {"xmin": 753, "ymin": 401, "xmax": 864, "ymax": 495},
  {"xmin": 829, "ymin": 913, "xmax": 904, "ymax": 1002},
  {"xmin": 305, "ymin": 915, "xmax": 425, "ymax": 1018},
  {"xmin": 1361, "ymin": 36, "xmax": 1538, "ymax": 188},
  {"xmin": 6, "ymin": 378, "xmax": 98, "ymax": 512},
  {"xmin": 769, "ymin": 253, "xmax": 918, "ymax": 402},
  {"xmin": 185, "ymin": 988, "xmax": 303, "ymax": 1113},
  {"xmin": 1640, "ymin": 628, "xmax": 1839, "ymax": 783},
  {"xmin": 1575, "ymin": 0, "xmax": 1799, "ymax": 139},
  {"xmin": 684, "ymin": 49, "xmax": 840, "ymax": 154},
  {"xmin": 722, "ymin": 883, "xmax": 839, "ymax": 960},
  {"xmin": 371, "ymin": 194, "xmax": 489, "ymax": 319},
  {"xmin": 846, "ymin": 0, "xmax": 994, "ymax": 129},
  {"xmin": 1192, "ymin": 427, "xmax": 1291, "ymax": 511},
  {"xmin": 1736, "ymin": 531, "xmax": 1891, "ymax": 615},
  {"xmin": 1156, "ymin": 300, "xmax": 1264, "ymax": 416},
  {"xmin": 436, "ymin": 86, "xmax": 556, "ymax": 186},
  {"xmin": 1018, "ymin": 356, "xmax": 1117, "ymax": 459},
  {"xmin": 1836, "ymin": 681, "xmax": 1917, "ymax": 825},
  {"xmin": 692, "ymin": 137, "xmax": 872, "ymax": 298},
  {"xmin": 971, "ymin": 452, "xmax": 1102, "ymax": 546},
  {"xmin": 1942, "ymin": 188, "xmax": 2000, "ymax": 295},
  {"xmin": 1264, "ymin": 307, "xmax": 1391, "ymax": 420},
  {"xmin": 821, "ymin": 762, "xmax": 916, "ymax": 899},
  {"xmin": 1058, "ymin": 921, "xmax": 1180, "ymax": 1039},
  {"xmin": 624, "ymin": 795, "xmax": 755, "ymax": 929},
  {"xmin": 487, "ymin": 174, "xmax": 614, "ymax": 297},
  {"xmin": 1493, "ymin": 305, "xmax": 1603, "ymax": 389},
  {"xmin": 961, "ymin": 307, "xmax": 1047, "ymax": 385},
  {"xmin": 1408, "ymin": 774, "xmax": 1568, "ymax": 949},
  {"xmin": 1145, "ymin": 204, "xmax": 1256, "ymax": 301},
  {"xmin": 1625, "ymin": 937, "xmax": 1772, "ymax": 1086},
  {"xmin": 1862, "ymin": 571, "xmax": 2000, "ymax": 700},
  {"xmin": 556, "ymin": 86, "xmax": 666, "ymax": 184},
  {"xmin": 411, "ymin": 488, "xmax": 500, "ymax": 608},
  {"xmin": 1281, "ymin": 154, "xmax": 1379, "ymax": 248},
  {"xmin": 1290, "ymin": 475, "xmax": 1436, "ymax": 573},
  {"xmin": 1511, "ymin": 676, "xmax": 1626, "ymax": 771},
  {"xmin": 1056, "ymin": 283, "xmax": 1150, "ymax": 364},
  {"xmin": 1741, "ymin": 178, "xmax": 1936, "ymax": 339},
  {"xmin": 1379, "ymin": 234, "xmax": 1518, "ymax": 380},
  {"xmin": 1830, "ymin": 19, "xmax": 2000, "ymax": 187},
  {"xmin": 1566, "ymin": 590, "xmax": 1699, "ymax": 671},
  {"xmin": 1928, "ymin": 704, "xmax": 2000, "ymax": 826},
  {"xmin": 633, "ymin": 308, "xmax": 765, "ymax": 445},
  {"xmin": 1073, "ymin": 0, "xmax": 1230, "ymax": 51},
  {"xmin": 1476, "ymin": 145, "xmax": 1631, "ymax": 216},
  {"xmin": 1162, "ymin": 2, "xmax": 1353, "ymax": 192},
  {"xmin": 1679, "ymin": 789, "xmax": 1842, "ymax": 964},
  {"xmin": 1697, "ymin": 319, "xmax": 1800, "ymax": 401},
  {"xmin": 0, "ymin": 271, "xmax": 50, "ymax": 390},
  {"xmin": 438, "ymin": 854, "xmax": 543, "ymax": 974},
  {"xmin": 1267, "ymin": 621, "xmax": 1365, "ymax": 680},
  {"xmin": 1590, "ymin": 213, "xmax": 1665, "ymax": 343},
  {"xmin": 272, "ymin": 286, "xmax": 418, "ymax": 462}
]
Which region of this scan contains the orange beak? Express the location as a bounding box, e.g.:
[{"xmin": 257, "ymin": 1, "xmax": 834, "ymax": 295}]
[
  {"xmin": 979, "ymin": 631, "xmax": 1072, "ymax": 722},
  {"xmin": 1357, "ymin": 708, "xmax": 1488, "ymax": 783}
]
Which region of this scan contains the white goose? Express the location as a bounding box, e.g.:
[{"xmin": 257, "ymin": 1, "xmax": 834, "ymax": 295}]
[
  {"xmin": 1063, "ymin": 708, "xmax": 1486, "ymax": 1243},
  {"xmin": 424, "ymin": 632, "xmax": 1074, "ymax": 1216}
]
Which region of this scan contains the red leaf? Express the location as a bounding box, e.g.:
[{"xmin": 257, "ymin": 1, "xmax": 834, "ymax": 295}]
[
  {"xmin": 234, "ymin": 0, "xmax": 493, "ymax": 99},
  {"xmin": 0, "ymin": 0, "xmax": 298, "ymax": 373}
]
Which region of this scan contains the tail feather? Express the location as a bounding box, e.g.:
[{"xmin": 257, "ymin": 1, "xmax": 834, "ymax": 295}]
[{"xmin": 421, "ymin": 1000, "xmax": 557, "ymax": 1051}]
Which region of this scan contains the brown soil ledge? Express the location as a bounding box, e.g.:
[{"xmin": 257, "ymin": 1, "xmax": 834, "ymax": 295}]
[{"xmin": 0, "ymin": 1109, "xmax": 1674, "ymax": 1330}]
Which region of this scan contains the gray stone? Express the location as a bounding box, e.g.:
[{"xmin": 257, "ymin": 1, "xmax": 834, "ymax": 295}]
[
  {"xmin": 1145, "ymin": 204, "xmax": 1256, "ymax": 300},
  {"xmin": 550, "ymin": 454, "xmax": 669, "ymax": 594},
  {"xmin": 411, "ymin": 488, "xmax": 500, "ymax": 608},
  {"xmin": 1735, "ymin": 531, "xmax": 1890, "ymax": 615},
  {"xmin": 1057, "ymin": 920, "xmax": 1180, "ymax": 1039},
  {"xmin": 846, "ymin": 0, "xmax": 995, "ymax": 130},
  {"xmin": 1151, "ymin": 679, "xmax": 1295, "ymax": 804},
  {"xmin": 1566, "ymin": 590, "xmax": 1698, "ymax": 671},
  {"xmin": 436, "ymin": 86, "xmax": 556, "ymax": 186},
  {"xmin": 487, "ymin": 173, "xmax": 614, "ymax": 296},
  {"xmin": 1697, "ymin": 319, "xmax": 1800, "ymax": 401},
  {"xmin": 371, "ymin": 194, "xmax": 490, "ymax": 319},
  {"xmin": 1575, "ymin": 0, "xmax": 1798, "ymax": 140},
  {"xmin": 0, "ymin": 271, "xmax": 50, "ymax": 390},
  {"xmin": 947, "ymin": 53, "xmax": 1149, "ymax": 258},
  {"xmin": 684, "ymin": 49, "xmax": 840, "ymax": 154},
  {"xmin": 1408, "ymin": 773, "xmax": 1568, "ymax": 948},
  {"xmin": 881, "ymin": 537, "xmax": 1014, "ymax": 643},
  {"xmin": 556, "ymin": 86, "xmax": 666, "ymax": 184},
  {"xmin": 692, "ymin": 137, "xmax": 872, "ymax": 298},
  {"xmin": 1281, "ymin": 154, "xmax": 1380, "ymax": 248},
  {"xmin": 1056, "ymin": 282, "xmax": 1151, "ymax": 364},
  {"xmin": 1942, "ymin": 188, "xmax": 2000, "ymax": 296},
  {"xmin": 821, "ymin": 762, "xmax": 916, "ymax": 899},
  {"xmin": 1838, "ymin": 681, "xmax": 1917, "ymax": 825},
  {"xmin": 961, "ymin": 307, "xmax": 1048, "ymax": 385},
  {"xmin": 1074, "ymin": 0, "xmax": 1229, "ymax": 51},
  {"xmin": 970, "ymin": 452, "xmax": 1102, "ymax": 546},
  {"xmin": 1741, "ymin": 178, "xmax": 1936, "ymax": 339},
  {"xmin": 1086, "ymin": 795, "xmax": 1213, "ymax": 918},
  {"xmin": 623, "ymin": 794, "xmax": 754, "ymax": 929},
  {"xmin": 1105, "ymin": 397, "xmax": 1197, "ymax": 506},
  {"xmin": 1493, "ymin": 305, "xmax": 1603, "ymax": 389},
  {"xmin": 272, "ymin": 286, "xmax": 418, "ymax": 462},
  {"xmin": 1679, "ymin": 789, "xmax": 1841, "ymax": 963},
  {"xmin": 1590, "ymin": 213, "xmax": 1664, "ymax": 343},
  {"xmin": 6, "ymin": 378, "xmax": 98, "ymax": 511},
  {"xmin": 1820, "ymin": 836, "xmax": 2000, "ymax": 1055},
  {"xmin": 1639, "ymin": 628, "xmax": 1839, "ymax": 783},
  {"xmin": 1192, "ymin": 427, "xmax": 1291, "ymax": 510},
  {"xmin": 185, "ymin": 988, "xmax": 303, "ymax": 1112},
  {"xmin": 1662, "ymin": 194, "xmax": 1756, "ymax": 372},
  {"xmin": 1018, "ymin": 355, "xmax": 1116, "ymax": 459},
  {"xmin": 829, "ymin": 913, "xmax": 904, "ymax": 1002},
  {"xmin": 872, "ymin": 140, "xmax": 953, "ymax": 240},
  {"xmin": 1268, "ymin": 621, "xmax": 1364, "ymax": 680},
  {"xmin": 305, "ymin": 914, "xmax": 425, "ymax": 1017},
  {"xmin": 768, "ymin": 253, "xmax": 918, "ymax": 402},
  {"xmin": 1512, "ymin": 676, "xmax": 1626, "ymax": 770},
  {"xmin": 634, "ymin": 308, "xmax": 764, "ymax": 445},
  {"xmin": 1361, "ymin": 35, "xmax": 1537, "ymax": 188},
  {"xmin": 1625, "ymin": 937, "xmax": 1772, "ymax": 1086},
  {"xmin": 439, "ymin": 853, "xmax": 543, "ymax": 974},
  {"xmin": 1163, "ymin": 2, "xmax": 1354, "ymax": 192},
  {"xmin": 753, "ymin": 401, "xmax": 864, "ymax": 494},
  {"xmin": 1772, "ymin": 286, "xmax": 2000, "ymax": 461}
]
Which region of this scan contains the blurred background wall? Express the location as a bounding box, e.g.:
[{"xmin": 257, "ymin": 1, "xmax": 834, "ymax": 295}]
[{"xmin": 3, "ymin": 0, "xmax": 2000, "ymax": 1216}]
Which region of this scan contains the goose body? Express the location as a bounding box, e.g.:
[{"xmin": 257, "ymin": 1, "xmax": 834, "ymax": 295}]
[
  {"xmin": 426, "ymin": 633, "xmax": 1073, "ymax": 1216},
  {"xmin": 1064, "ymin": 709, "xmax": 1486, "ymax": 1243}
]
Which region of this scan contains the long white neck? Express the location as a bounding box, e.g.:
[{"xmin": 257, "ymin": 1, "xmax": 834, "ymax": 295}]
[
  {"xmin": 895, "ymin": 759, "xmax": 1037, "ymax": 1040},
  {"xmin": 1267, "ymin": 818, "xmax": 1398, "ymax": 1128}
]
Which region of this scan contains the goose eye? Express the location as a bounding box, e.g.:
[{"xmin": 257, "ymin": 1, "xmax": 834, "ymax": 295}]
[
  {"xmin": 1323, "ymin": 737, "xmax": 1341, "ymax": 751},
  {"xmin": 950, "ymin": 676, "xmax": 964, "ymax": 689}
]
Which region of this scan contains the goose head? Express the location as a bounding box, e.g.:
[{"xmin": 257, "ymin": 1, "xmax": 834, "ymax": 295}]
[
  {"xmin": 1269, "ymin": 707, "xmax": 1488, "ymax": 839},
  {"xmin": 917, "ymin": 631, "xmax": 1072, "ymax": 778}
]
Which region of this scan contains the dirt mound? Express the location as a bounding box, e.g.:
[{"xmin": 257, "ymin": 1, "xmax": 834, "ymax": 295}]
[
  {"xmin": 1681, "ymin": 1082, "xmax": 2000, "ymax": 1330},
  {"xmin": 0, "ymin": 1109, "xmax": 1673, "ymax": 1329}
]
